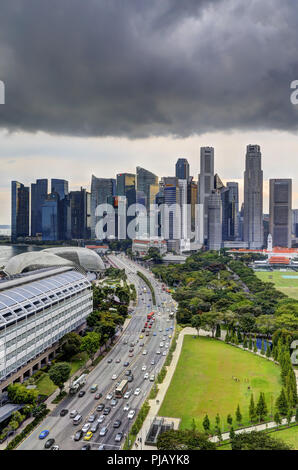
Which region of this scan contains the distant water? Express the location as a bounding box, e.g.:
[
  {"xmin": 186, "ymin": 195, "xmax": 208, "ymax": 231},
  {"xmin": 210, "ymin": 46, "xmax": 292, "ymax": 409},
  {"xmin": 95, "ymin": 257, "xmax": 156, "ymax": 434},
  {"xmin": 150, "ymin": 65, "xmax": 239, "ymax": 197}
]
[{"xmin": 0, "ymin": 245, "xmax": 43, "ymax": 268}]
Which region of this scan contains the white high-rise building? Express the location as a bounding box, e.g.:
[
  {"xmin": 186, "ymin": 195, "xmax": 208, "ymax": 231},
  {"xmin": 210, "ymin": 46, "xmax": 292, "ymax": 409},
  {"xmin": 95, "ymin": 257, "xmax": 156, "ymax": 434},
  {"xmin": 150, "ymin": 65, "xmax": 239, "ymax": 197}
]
[
  {"xmin": 198, "ymin": 147, "xmax": 215, "ymax": 242},
  {"xmin": 243, "ymin": 145, "xmax": 263, "ymax": 249}
]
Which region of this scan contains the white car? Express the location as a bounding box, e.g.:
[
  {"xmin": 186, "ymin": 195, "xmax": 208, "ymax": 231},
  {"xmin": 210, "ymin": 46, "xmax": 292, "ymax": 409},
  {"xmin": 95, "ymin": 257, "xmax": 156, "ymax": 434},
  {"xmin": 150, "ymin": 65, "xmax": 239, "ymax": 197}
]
[
  {"xmin": 160, "ymin": 342, "xmax": 164, "ymax": 348},
  {"xmin": 123, "ymin": 403, "xmax": 130, "ymax": 411},
  {"xmin": 156, "ymin": 350, "xmax": 161, "ymax": 355},
  {"xmin": 159, "ymin": 328, "xmax": 162, "ymax": 332},
  {"xmin": 165, "ymin": 343, "xmax": 169, "ymax": 348},
  {"xmin": 150, "ymin": 375, "xmax": 155, "ymax": 382},
  {"xmin": 82, "ymin": 423, "xmax": 90, "ymax": 433},
  {"xmin": 97, "ymin": 415, "xmax": 105, "ymax": 423},
  {"xmin": 144, "ymin": 373, "xmax": 149, "ymax": 380},
  {"xmin": 141, "ymin": 365, "xmax": 147, "ymax": 371},
  {"xmin": 151, "ymin": 359, "xmax": 155, "ymax": 365},
  {"xmin": 162, "ymin": 351, "xmax": 167, "ymax": 356},
  {"xmin": 106, "ymin": 393, "xmax": 113, "ymax": 400},
  {"xmin": 124, "ymin": 390, "xmax": 132, "ymax": 399},
  {"xmin": 134, "ymin": 388, "xmax": 141, "ymax": 396},
  {"xmin": 142, "ymin": 350, "xmax": 147, "ymax": 355},
  {"xmin": 128, "ymin": 410, "xmax": 135, "ymax": 419}
]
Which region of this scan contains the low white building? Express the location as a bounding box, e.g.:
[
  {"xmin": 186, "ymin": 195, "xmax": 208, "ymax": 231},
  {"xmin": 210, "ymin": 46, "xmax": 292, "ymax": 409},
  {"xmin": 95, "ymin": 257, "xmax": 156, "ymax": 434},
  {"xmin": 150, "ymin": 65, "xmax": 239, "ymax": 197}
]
[
  {"xmin": 132, "ymin": 238, "xmax": 167, "ymax": 257},
  {"xmin": 0, "ymin": 266, "xmax": 92, "ymax": 387}
]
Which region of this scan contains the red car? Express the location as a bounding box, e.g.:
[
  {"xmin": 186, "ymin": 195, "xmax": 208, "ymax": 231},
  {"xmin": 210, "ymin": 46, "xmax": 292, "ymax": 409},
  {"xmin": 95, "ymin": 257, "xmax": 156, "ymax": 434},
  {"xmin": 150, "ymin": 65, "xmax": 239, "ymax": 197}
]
[{"xmin": 148, "ymin": 325, "xmax": 152, "ymax": 329}]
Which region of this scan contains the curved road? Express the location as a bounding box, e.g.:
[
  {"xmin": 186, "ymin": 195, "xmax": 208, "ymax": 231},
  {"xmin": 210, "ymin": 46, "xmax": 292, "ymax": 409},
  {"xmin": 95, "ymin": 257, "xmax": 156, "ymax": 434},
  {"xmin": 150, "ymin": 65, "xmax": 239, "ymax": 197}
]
[{"xmin": 18, "ymin": 254, "xmax": 176, "ymax": 450}]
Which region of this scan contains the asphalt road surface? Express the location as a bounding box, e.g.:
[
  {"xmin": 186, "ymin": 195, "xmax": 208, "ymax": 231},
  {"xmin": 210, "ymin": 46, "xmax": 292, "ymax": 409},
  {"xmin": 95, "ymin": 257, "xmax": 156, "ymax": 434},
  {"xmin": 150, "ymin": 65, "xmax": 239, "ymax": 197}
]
[{"xmin": 18, "ymin": 254, "xmax": 176, "ymax": 450}]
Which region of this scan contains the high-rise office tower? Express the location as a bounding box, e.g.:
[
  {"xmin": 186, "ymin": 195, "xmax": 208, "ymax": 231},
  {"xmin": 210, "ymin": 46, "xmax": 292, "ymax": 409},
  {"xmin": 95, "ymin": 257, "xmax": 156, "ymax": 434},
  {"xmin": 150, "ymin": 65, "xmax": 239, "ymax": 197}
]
[
  {"xmin": 187, "ymin": 177, "xmax": 198, "ymax": 234},
  {"xmin": 11, "ymin": 181, "xmax": 30, "ymax": 242},
  {"xmin": 161, "ymin": 177, "xmax": 180, "ymax": 241},
  {"xmin": 90, "ymin": 176, "xmax": 115, "ymax": 239},
  {"xmin": 227, "ymin": 182, "xmax": 239, "ymax": 239},
  {"xmin": 31, "ymin": 179, "xmax": 48, "ymax": 237},
  {"xmin": 41, "ymin": 192, "xmax": 59, "ymax": 241},
  {"xmin": 208, "ymin": 190, "xmax": 222, "ymax": 250},
  {"xmin": 269, "ymin": 179, "xmax": 292, "ymax": 248},
  {"xmin": 198, "ymin": 147, "xmax": 215, "ymax": 242},
  {"xmin": 175, "ymin": 158, "xmax": 190, "ymax": 180},
  {"xmin": 136, "ymin": 167, "xmax": 159, "ymax": 237},
  {"xmin": 70, "ymin": 188, "xmax": 91, "ymax": 239},
  {"xmin": 116, "ymin": 173, "xmax": 136, "ymax": 237},
  {"xmin": 220, "ymin": 182, "xmax": 238, "ymax": 241},
  {"xmin": 243, "ymin": 145, "xmax": 263, "ymax": 248},
  {"xmin": 51, "ymin": 179, "xmax": 69, "ymax": 199}
]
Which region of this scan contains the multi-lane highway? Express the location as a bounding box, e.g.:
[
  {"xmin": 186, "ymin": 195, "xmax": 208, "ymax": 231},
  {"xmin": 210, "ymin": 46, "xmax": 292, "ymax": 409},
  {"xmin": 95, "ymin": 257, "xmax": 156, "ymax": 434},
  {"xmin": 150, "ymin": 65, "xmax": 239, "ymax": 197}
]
[{"xmin": 18, "ymin": 254, "xmax": 176, "ymax": 450}]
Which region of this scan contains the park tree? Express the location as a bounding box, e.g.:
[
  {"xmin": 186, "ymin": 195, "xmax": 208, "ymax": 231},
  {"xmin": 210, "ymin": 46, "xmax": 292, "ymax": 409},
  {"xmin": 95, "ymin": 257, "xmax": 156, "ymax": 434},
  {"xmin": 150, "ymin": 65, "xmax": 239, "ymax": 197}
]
[
  {"xmin": 249, "ymin": 394, "xmax": 256, "ymax": 423},
  {"xmin": 229, "ymin": 426, "xmax": 235, "ymax": 440},
  {"xmin": 60, "ymin": 332, "xmax": 82, "ymax": 361},
  {"xmin": 274, "ymin": 412, "xmax": 281, "ymax": 427},
  {"xmin": 80, "ymin": 331, "xmax": 101, "ymax": 364},
  {"xmin": 156, "ymin": 429, "xmax": 216, "ymax": 450},
  {"xmin": 49, "ymin": 362, "xmax": 71, "ymax": 394},
  {"xmin": 230, "ymin": 430, "xmax": 292, "ymax": 450},
  {"xmin": 191, "ymin": 315, "xmax": 202, "ymax": 336},
  {"xmin": 243, "ymin": 336, "xmax": 248, "ymax": 349},
  {"xmin": 261, "ymin": 339, "xmax": 265, "ymax": 355},
  {"xmin": 235, "ymin": 404, "xmax": 242, "ymax": 425},
  {"xmin": 253, "ymin": 339, "xmax": 257, "ymax": 353},
  {"xmin": 276, "ymin": 388, "xmax": 289, "ymax": 416},
  {"xmin": 286, "ymin": 409, "xmax": 292, "ymax": 427},
  {"xmin": 255, "ymin": 392, "xmax": 268, "ymax": 422},
  {"xmin": 248, "ymin": 335, "xmax": 253, "ymax": 350},
  {"xmin": 227, "ymin": 414, "xmax": 233, "ymax": 427},
  {"xmin": 266, "ymin": 342, "xmax": 271, "ymax": 358},
  {"xmin": 215, "ymin": 323, "xmax": 221, "ymax": 338},
  {"xmin": 215, "ymin": 413, "xmax": 220, "ymax": 428},
  {"xmin": 202, "ymin": 414, "xmax": 210, "ymax": 433}
]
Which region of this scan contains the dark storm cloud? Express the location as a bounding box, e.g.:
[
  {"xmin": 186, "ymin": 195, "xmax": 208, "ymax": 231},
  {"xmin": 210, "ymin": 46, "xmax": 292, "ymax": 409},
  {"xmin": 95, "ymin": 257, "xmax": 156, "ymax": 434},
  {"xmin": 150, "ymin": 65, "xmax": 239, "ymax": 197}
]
[{"xmin": 0, "ymin": 0, "xmax": 298, "ymax": 137}]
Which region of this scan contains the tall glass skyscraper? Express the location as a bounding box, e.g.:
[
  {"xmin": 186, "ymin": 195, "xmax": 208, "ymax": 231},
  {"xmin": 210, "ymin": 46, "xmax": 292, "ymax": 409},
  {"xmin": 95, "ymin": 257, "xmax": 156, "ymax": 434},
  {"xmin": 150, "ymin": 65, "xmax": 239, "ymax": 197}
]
[
  {"xmin": 90, "ymin": 175, "xmax": 116, "ymax": 239},
  {"xmin": 41, "ymin": 193, "xmax": 59, "ymax": 241},
  {"xmin": 243, "ymin": 145, "xmax": 263, "ymax": 248},
  {"xmin": 70, "ymin": 188, "xmax": 91, "ymax": 239},
  {"xmin": 175, "ymin": 158, "xmax": 190, "ymax": 180},
  {"xmin": 269, "ymin": 179, "xmax": 292, "ymax": 248},
  {"xmin": 31, "ymin": 179, "xmax": 48, "ymax": 236},
  {"xmin": 11, "ymin": 181, "xmax": 29, "ymax": 242}
]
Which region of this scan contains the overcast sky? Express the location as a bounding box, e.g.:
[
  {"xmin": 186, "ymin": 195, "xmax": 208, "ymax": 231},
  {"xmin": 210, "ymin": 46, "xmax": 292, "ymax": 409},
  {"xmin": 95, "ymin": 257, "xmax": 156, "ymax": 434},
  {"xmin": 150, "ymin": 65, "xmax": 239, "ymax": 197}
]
[{"xmin": 1, "ymin": 0, "xmax": 298, "ymax": 224}]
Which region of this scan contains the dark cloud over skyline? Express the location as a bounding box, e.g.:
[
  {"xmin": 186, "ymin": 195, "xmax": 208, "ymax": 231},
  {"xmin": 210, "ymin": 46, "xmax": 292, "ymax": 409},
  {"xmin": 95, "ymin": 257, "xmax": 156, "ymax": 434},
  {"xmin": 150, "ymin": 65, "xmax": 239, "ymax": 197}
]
[{"xmin": 0, "ymin": 0, "xmax": 298, "ymax": 138}]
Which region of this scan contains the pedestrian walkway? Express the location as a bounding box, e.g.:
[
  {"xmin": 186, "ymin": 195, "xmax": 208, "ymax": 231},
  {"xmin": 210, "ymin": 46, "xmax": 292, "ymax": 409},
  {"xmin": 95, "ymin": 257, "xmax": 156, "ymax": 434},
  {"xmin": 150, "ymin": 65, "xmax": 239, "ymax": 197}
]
[{"xmin": 210, "ymin": 416, "xmax": 297, "ymax": 443}]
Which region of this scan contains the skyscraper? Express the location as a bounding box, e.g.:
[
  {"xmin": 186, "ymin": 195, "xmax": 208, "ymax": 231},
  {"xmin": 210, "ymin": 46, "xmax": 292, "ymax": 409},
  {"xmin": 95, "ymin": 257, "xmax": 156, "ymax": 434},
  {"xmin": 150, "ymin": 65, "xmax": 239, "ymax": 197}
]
[
  {"xmin": 136, "ymin": 167, "xmax": 159, "ymax": 211},
  {"xmin": 198, "ymin": 147, "xmax": 215, "ymax": 242},
  {"xmin": 51, "ymin": 179, "xmax": 69, "ymax": 199},
  {"xmin": 292, "ymin": 209, "xmax": 298, "ymax": 237},
  {"xmin": 175, "ymin": 158, "xmax": 190, "ymax": 180},
  {"xmin": 31, "ymin": 179, "xmax": 48, "ymax": 236},
  {"xmin": 243, "ymin": 145, "xmax": 263, "ymax": 249},
  {"xmin": 90, "ymin": 176, "xmax": 116, "ymax": 239},
  {"xmin": 41, "ymin": 192, "xmax": 59, "ymax": 241},
  {"xmin": 269, "ymin": 179, "xmax": 292, "ymax": 248},
  {"xmin": 50, "ymin": 179, "xmax": 71, "ymax": 240},
  {"xmin": 227, "ymin": 182, "xmax": 239, "ymax": 239},
  {"xmin": 70, "ymin": 188, "xmax": 91, "ymax": 239},
  {"xmin": 208, "ymin": 190, "xmax": 222, "ymax": 250},
  {"xmin": 11, "ymin": 181, "xmax": 30, "ymax": 242}
]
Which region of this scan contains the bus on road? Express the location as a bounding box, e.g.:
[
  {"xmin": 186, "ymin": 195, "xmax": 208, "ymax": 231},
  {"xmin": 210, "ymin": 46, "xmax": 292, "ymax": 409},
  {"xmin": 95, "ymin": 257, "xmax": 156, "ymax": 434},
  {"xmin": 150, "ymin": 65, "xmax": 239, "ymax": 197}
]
[{"xmin": 115, "ymin": 379, "xmax": 128, "ymax": 398}]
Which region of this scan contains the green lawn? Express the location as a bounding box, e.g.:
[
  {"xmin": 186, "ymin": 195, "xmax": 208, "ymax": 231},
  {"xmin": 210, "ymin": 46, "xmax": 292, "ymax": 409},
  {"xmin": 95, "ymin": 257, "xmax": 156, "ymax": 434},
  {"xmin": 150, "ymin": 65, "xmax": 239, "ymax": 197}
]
[
  {"xmin": 159, "ymin": 336, "xmax": 282, "ymax": 432},
  {"xmin": 36, "ymin": 354, "xmax": 87, "ymax": 396},
  {"xmin": 267, "ymin": 425, "xmax": 298, "ymax": 450},
  {"xmin": 255, "ymin": 271, "xmax": 298, "ymax": 299}
]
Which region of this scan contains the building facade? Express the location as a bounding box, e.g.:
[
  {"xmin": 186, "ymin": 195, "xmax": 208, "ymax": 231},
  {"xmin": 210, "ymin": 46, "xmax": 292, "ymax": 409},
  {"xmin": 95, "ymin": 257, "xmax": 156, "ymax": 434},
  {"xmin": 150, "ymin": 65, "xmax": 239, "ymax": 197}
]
[
  {"xmin": 198, "ymin": 147, "xmax": 215, "ymax": 242},
  {"xmin": 90, "ymin": 176, "xmax": 116, "ymax": 239},
  {"xmin": 11, "ymin": 181, "xmax": 30, "ymax": 242},
  {"xmin": 269, "ymin": 179, "xmax": 292, "ymax": 248},
  {"xmin": 243, "ymin": 145, "xmax": 263, "ymax": 249},
  {"xmin": 175, "ymin": 158, "xmax": 190, "ymax": 180},
  {"xmin": 0, "ymin": 267, "xmax": 92, "ymax": 389},
  {"xmin": 208, "ymin": 190, "xmax": 222, "ymax": 250},
  {"xmin": 31, "ymin": 179, "xmax": 48, "ymax": 237}
]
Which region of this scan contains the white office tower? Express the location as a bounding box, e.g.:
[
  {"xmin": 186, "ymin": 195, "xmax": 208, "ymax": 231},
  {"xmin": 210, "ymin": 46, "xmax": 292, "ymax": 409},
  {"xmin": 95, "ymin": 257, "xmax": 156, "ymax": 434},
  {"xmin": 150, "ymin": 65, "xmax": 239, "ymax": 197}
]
[
  {"xmin": 198, "ymin": 147, "xmax": 215, "ymax": 243},
  {"xmin": 267, "ymin": 233, "xmax": 273, "ymax": 252},
  {"xmin": 243, "ymin": 145, "xmax": 263, "ymax": 249},
  {"xmin": 208, "ymin": 190, "xmax": 222, "ymax": 250}
]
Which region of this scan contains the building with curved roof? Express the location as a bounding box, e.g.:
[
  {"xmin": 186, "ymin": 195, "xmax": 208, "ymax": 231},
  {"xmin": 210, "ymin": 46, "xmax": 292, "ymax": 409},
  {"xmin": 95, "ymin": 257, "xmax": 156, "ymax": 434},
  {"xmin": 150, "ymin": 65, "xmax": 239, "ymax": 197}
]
[{"xmin": 4, "ymin": 247, "xmax": 105, "ymax": 276}]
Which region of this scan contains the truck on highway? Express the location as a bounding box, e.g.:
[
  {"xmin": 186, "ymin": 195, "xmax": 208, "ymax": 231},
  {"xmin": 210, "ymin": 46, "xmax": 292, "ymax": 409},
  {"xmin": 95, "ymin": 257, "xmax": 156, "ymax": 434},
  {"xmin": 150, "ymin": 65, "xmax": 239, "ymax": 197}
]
[{"xmin": 69, "ymin": 373, "xmax": 87, "ymax": 395}]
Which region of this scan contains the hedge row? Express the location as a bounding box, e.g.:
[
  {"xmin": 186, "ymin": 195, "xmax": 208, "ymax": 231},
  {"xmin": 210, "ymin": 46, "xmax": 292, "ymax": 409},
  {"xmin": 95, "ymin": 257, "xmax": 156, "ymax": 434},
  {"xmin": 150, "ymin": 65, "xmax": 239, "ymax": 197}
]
[
  {"xmin": 137, "ymin": 271, "xmax": 156, "ymax": 305},
  {"xmin": 5, "ymin": 408, "xmax": 50, "ymax": 450},
  {"xmin": 123, "ymin": 400, "xmax": 150, "ymax": 450}
]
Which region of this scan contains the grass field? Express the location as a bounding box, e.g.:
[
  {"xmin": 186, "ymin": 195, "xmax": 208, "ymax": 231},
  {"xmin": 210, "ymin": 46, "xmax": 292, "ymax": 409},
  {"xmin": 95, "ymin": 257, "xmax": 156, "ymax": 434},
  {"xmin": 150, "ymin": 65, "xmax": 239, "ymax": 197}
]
[
  {"xmin": 255, "ymin": 270, "xmax": 298, "ymax": 299},
  {"xmin": 218, "ymin": 425, "xmax": 298, "ymax": 450},
  {"xmin": 159, "ymin": 336, "xmax": 282, "ymax": 432}
]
